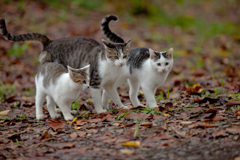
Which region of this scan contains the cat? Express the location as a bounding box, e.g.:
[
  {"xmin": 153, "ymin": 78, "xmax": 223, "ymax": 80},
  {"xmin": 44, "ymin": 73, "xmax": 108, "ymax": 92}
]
[
  {"xmin": 36, "ymin": 51, "xmax": 89, "ymax": 120},
  {"xmin": 0, "ymin": 18, "xmax": 131, "ymax": 113},
  {"xmin": 101, "ymin": 15, "xmax": 174, "ymax": 108}
]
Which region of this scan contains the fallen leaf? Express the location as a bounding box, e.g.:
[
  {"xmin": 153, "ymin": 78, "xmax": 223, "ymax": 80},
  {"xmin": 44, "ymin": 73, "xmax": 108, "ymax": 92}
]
[
  {"xmin": 122, "ymin": 141, "xmax": 141, "ymax": 147},
  {"xmin": 212, "ymin": 130, "xmax": 228, "ymax": 138},
  {"xmin": 0, "ymin": 110, "xmax": 10, "ymax": 116},
  {"xmin": 87, "ymin": 129, "xmax": 98, "ymax": 134},
  {"xmin": 87, "ymin": 118, "xmax": 102, "ymax": 123},
  {"xmin": 74, "ymin": 125, "xmax": 81, "ymax": 130},
  {"xmin": 226, "ymin": 126, "xmax": 240, "ymax": 134},
  {"xmin": 77, "ymin": 131, "xmax": 87, "ymax": 137},
  {"xmin": 199, "ymin": 97, "xmax": 219, "ymax": 104},
  {"xmin": 40, "ymin": 130, "xmax": 51, "ymax": 140},
  {"xmin": 180, "ymin": 121, "xmax": 193, "ymax": 125},
  {"xmin": 71, "ymin": 117, "xmax": 78, "ymax": 123},
  {"xmin": 165, "ymin": 102, "xmax": 173, "ymax": 109},
  {"xmin": 70, "ymin": 132, "xmax": 78, "ymax": 138},
  {"xmin": 141, "ymin": 122, "xmax": 152, "ymax": 128},
  {"xmin": 225, "ymin": 101, "xmax": 240, "ymax": 107},
  {"xmin": 120, "ymin": 149, "xmax": 135, "ymax": 155},
  {"xmin": 188, "ymin": 122, "xmax": 219, "ymax": 128},
  {"xmin": 48, "ymin": 119, "xmax": 65, "ymax": 130}
]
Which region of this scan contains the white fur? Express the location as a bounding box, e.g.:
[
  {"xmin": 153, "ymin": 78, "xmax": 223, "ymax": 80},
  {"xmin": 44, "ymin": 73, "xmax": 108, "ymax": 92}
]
[
  {"xmin": 102, "ymin": 48, "xmax": 174, "ymax": 108},
  {"xmin": 99, "ymin": 55, "xmax": 129, "ymax": 109},
  {"xmin": 35, "ymin": 72, "xmax": 86, "ymax": 121}
]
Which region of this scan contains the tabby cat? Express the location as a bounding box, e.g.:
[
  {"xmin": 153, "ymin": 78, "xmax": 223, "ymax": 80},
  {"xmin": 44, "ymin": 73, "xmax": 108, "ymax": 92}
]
[
  {"xmin": 0, "ymin": 18, "xmax": 131, "ymax": 113},
  {"xmin": 101, "ymin": 15, "xmax": 174, "ymax": 108},
  {"xmin": 36, "ymin": 51, "xmax": 89, "ymax": 120}
]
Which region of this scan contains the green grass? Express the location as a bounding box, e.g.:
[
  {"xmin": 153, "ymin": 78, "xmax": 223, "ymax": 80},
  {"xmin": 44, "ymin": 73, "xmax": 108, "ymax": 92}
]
[
  {"xmin": 0, "ymin": 82, "xmax": 16, "ymax": 101},
  {"xmin": 7, "ymin": 43, "xmax": 29, "ymax": 58}
]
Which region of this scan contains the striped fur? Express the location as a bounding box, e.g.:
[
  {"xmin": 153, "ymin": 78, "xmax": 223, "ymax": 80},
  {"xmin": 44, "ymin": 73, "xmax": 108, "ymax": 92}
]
[{"xmin": 101, "ymin": 15, "xmax": 125, "ymax": 43}]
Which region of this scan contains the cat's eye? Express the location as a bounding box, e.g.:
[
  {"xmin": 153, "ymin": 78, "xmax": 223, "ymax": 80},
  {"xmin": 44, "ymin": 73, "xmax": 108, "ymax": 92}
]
[
  {"xmin": 157, "ymin": 63, "xmax": 161, "ymax": 66},
  {"xmin": 82, "ymin": 80, "xmax": 86, "ymax": 84},
  {"xmin": 114, "ymin": 56, "xmax": 118, "ymax": 59},
  {"xmin": 123, "ymin": 55, "xmax": 128, "ymax": 58},
  {"xmin": 165, "ymin": 62, "xmax": 169, "ymax": 66}
]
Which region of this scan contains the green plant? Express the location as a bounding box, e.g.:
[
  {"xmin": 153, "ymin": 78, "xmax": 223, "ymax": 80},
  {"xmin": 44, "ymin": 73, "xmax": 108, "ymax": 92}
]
[
  {"xmin": 156, "ymin": 92, "xmax": 165, "ymax": 102},
  {"xmin": 0, "ymin": 82, "xmax": 16, "ymax": 101},
  {"xmin": 16, "ymin": 114, "xmax": 28, "ymax": 121},
  {"xmin": 142, "ymin": 107, "xmax": 160, "ymax": 115},
  {"xmin": 71, "ymin": 99, "xmax": 79, "ymax": 110},
  {"xmin": 228, "ymin": 93, "xmax": 240, "ymax": 101},
  {"xmin": 116, "ymin": 112, "xmax": 129, "ymax": 120},
  {"xmin": 7, "ymin": 43, "xmax": 29, "ymax": 58}
]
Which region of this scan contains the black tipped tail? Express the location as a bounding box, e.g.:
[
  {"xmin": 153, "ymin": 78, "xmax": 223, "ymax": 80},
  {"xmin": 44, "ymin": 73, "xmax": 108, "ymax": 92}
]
[
  {"xmin": 101, "ymin": 14, "xmax": 125, "ymax": 43},
  {"xmin": 0, "ymin": 18, "xmax": 50, "ymax": 47},
  {"xmin": 0, "ymin": 18, "xmax": 9, "ymax": 36}
]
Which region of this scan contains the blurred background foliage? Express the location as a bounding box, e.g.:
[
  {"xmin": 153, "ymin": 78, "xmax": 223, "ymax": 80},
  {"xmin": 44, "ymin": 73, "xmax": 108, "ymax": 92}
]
[{"xmin": 0, "ymin": 0, "xmax": 239, "ymax": 100}]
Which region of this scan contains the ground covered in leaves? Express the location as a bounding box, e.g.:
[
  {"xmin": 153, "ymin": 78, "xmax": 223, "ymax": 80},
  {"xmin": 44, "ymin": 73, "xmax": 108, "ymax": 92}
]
[{"xmin": 0, "ymin": 1, "xmax": 240, "ymax": 160}]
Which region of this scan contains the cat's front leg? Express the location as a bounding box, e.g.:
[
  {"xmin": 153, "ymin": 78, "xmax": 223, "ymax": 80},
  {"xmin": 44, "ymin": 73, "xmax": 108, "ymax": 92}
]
[
  {"xmin": 141, "ymin": 85, "xmax": 158, "ymax": 108},
  {"xmin": 90, "ymin": 87, "xmax": 107, "ymax": 113},
  {"xmin": 102, "ymin": 90, "xmax": 110, "ymax": 110},
  {"xmin": 104, "ymin": 84, "xmax": 129, "ymax": 109},
  {"xmin": 56, "ymin": 101, "xmax": 74, "ymax": 121}
]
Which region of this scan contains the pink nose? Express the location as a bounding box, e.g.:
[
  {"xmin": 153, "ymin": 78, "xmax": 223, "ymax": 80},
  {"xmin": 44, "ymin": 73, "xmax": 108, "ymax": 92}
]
[
  {"xmin": 119, "ymin": 63, "xmax": 123, "ymax": 67},
  {"xmin": 162, "ymin": 69, "xmax": 166, "ymax": 72}
]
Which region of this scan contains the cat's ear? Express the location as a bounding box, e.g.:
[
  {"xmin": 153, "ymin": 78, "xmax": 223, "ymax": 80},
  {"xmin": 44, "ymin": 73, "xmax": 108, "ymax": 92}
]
[
  {"xmin": 67, "ymin": 65, "xmax": 76, "ymax": 77},
  {"xmin": 102, "ymin": 39, "xmax": 115, "ymax": 49},
  {"xmin": 125, "ymin": 39, "xmax": 132, "ymax": 49},
  {"xmin": 149, "ymin": 48, "xmax": 156, "ymax": 59},
  {"xmin": 80, "ymin": 65, "xmax": 90, "ymax": 74},
  {"xmin": 166, "ymin": 48, "xmax": 174, "ymax": 59}
]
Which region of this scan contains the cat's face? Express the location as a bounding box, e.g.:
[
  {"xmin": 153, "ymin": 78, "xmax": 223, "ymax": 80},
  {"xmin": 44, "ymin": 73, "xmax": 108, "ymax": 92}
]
[
  {"xmin": 102, "ymin": 39, "xmax": 131, "ymax": 67},
  {"xmin": 68, "ymin": 65, "xmax": 90, "ymax": 86},
  {"xmin": 149, "ymin": 48, "xmax": 174, "ymax": 73}
]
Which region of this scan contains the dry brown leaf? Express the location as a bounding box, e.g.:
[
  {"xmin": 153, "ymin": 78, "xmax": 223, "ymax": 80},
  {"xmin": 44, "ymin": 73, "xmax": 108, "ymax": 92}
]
[
  {"xmin": 70, "ymin": 132, "xmax": 78, "ymax": 138},
  {"xmin": 120, "ymin": 149, "xmax": 135, "ymax": 155},
  {"xmin": 77, "ymin": 131, "xmax": 87, "ymax": 137},
  {"xmin": 48, "ymin": 119, "xmax": 65, "ymax": 130},
  {"xmin": 87, "ymin": 129, "xmax": 98, "ymax": 134},
  {"xmin": 188, "ymin": 122, "xmax": 219, "ymax": 128},
  {"xmin": 225, "ymin": 101, "xmax": 240, "ymax": 107},
  {"xmin": 0, "ymin": 110, "xmax": 10, "ymax": 116},
  {"xmin": 226, "ymin": 126, "xmax": 240, "ymax": 134},
  {"xmin": 87, "ymin": 118, "xmax": 102, "ymax": 123}
]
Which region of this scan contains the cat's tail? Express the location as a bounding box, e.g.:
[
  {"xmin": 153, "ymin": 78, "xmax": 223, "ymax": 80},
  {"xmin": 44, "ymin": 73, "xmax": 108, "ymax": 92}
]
[
  {"xmin": 0, "ymin": 18, "xmax": 50, "ymax": 47},
  {"xmin": 101, "ymin": 14, "xmax": 125, "ymax": 43}
]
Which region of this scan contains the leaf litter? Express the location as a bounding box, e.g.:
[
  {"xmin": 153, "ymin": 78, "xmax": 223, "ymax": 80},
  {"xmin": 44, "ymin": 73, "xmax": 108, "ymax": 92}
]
[{"xmin": 0, "ymin": 1, "xmax": 240, "ymax": 160}]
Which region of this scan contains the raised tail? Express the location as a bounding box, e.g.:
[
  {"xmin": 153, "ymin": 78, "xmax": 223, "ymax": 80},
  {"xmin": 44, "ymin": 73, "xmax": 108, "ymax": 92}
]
[
  {"xmin": 0, "ymin": 18, "xmax": 50, "ymax": 47},
  {"xmin": 101, "ymin": 14, "xmax": 125, "ymax": 43}
]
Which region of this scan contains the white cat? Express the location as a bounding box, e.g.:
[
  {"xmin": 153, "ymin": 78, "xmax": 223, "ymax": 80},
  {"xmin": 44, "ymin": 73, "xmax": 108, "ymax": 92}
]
[
  {"xmin": 35, "ymin": 51, "xmax": 89, "ymax": 120},
  {"xmin": 102, "ymin": 48, "xmax": 174, "ymax": 108}
]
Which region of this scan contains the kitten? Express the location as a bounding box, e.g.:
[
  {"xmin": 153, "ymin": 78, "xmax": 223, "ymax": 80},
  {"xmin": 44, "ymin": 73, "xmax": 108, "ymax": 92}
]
[
  {"xmin": 101, "ymin": 15, "xmax": 174, "ymax": 108},
  {"xmin": 0, "ymin": 18, "xmax": 131, "ymax": 113},
  {"xmin": 36, "ymin": 51, "xmax": 89, "ymax": 120}
]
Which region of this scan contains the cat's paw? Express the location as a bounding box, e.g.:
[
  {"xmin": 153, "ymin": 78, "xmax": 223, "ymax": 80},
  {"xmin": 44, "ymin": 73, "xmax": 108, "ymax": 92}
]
[
  {"xmin": 119, "ymin": 105, "xmax": 130, "ymax": 109},
  {"xmin": 148, "ymin": 105, "xmax": 158, "ymax": 108},
  {"xmin": 96, "ymin": 109, "xmax": 107, "ymax": 114},
  {"xmin": 55, "ymin": 108, "xmax": 61, "ymax": 113},
  {"xmin": 64, "ymin": 115, "xmax": 74, "ymax": 121},
  {"xmin": 51, "ymin": 113, "xmax": 61, "ymax": 120},
  {"xmin": 36, "ymin": 114, "xmax": 44, "ymax": 120},
  {"xmin": 71, "ymin": 110, "xmax": 78, "ymax": 115}
]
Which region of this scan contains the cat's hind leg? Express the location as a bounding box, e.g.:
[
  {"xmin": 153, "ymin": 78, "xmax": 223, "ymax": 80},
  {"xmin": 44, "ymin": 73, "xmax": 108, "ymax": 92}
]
[
  {"xmin": 46, "ymin": 96, "xmax": 61, "ymax": 119},
  {"xmin": 35, "ymin": 89, "xmax": 46, "ymax": 120},
  {"xmin": 128, "ymin": 78, "xmax": 144, "ymax": 107}
]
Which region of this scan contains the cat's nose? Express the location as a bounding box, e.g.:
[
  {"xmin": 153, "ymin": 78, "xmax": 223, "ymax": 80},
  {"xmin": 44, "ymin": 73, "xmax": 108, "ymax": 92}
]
[
  {"xmin": 119, "ymin": 63, "xmax": 123, "ymax": 67},
  {"xmin": 162, "ymin": 69, "xmax": 166, "ymax": 72}
]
